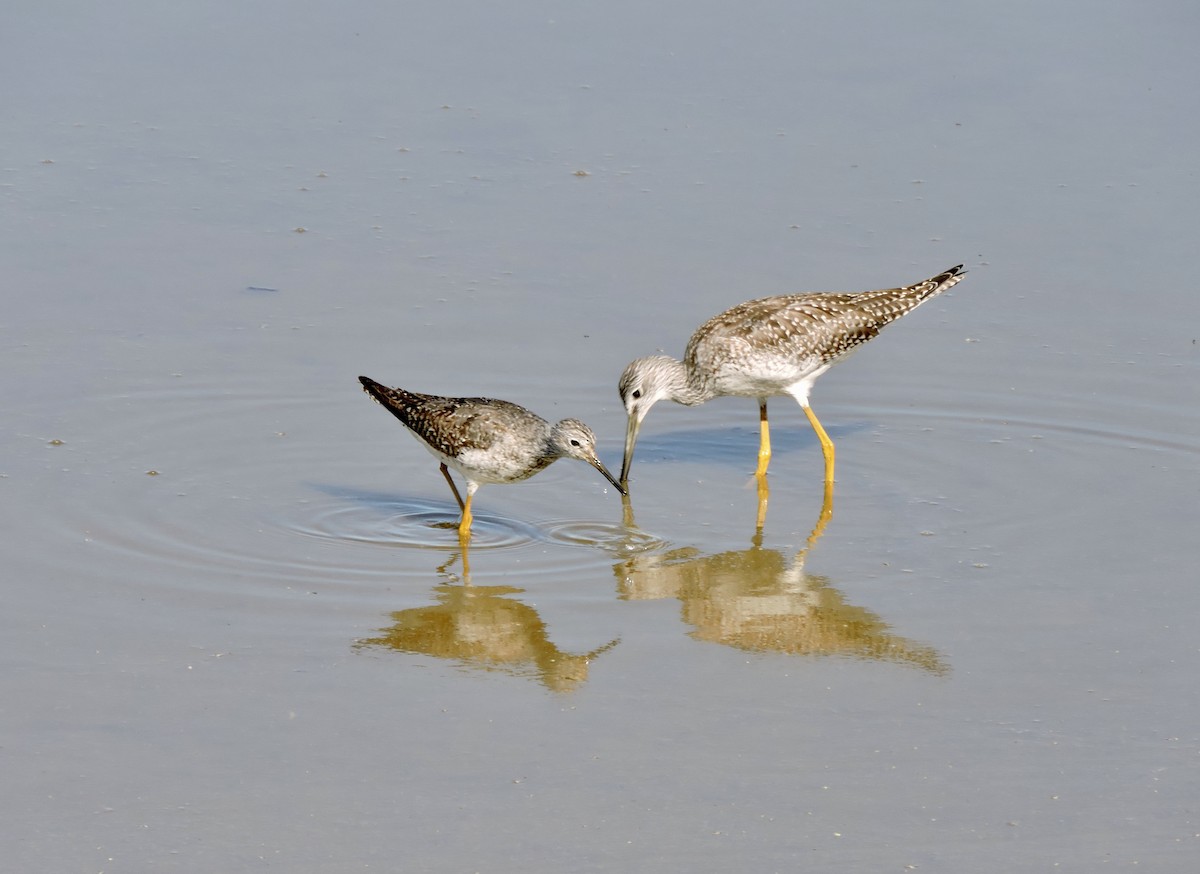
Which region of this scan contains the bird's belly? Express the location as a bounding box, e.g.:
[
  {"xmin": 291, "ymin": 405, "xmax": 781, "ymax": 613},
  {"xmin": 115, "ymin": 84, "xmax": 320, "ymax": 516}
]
[
  {"xmin": 709, "ymin": 356, "xmax": 825, "ymax": 397},
  {"xmin": 451, "ymin": 446, "xmax": 548, "ymax": 484}
]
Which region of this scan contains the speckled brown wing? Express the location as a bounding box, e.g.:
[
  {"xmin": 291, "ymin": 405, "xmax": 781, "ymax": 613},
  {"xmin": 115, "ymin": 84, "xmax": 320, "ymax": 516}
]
[
  {"xmin": 684, "ymin": 265, "xmax": 964, "ymax": 370},
  {"xmin": 358, "ymin": 377, "xmax": 546, "ymax": 458}
]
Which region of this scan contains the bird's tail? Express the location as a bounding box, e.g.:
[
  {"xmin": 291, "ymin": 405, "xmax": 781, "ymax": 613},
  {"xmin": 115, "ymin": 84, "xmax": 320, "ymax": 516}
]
[
  {"xmin": 848, "ymin": 264, "xmax": 967, "ymax": 329},
  {"xmin": 358, "ymin": 375, "xmax": 420, "ymax": 424},
  {"xmin": 907, "ymin": 264, "xmax": 966, "ymax": 303}
]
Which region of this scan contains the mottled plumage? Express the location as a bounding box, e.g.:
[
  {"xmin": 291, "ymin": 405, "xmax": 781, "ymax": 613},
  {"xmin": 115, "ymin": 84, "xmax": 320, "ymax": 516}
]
[
  {"xmin": 618, "ymin": 265, "xmax": 966, "ymax": 484},
  {"xmin": 359, "ymin": 376, "xmax": 624, "ymax": 537}
]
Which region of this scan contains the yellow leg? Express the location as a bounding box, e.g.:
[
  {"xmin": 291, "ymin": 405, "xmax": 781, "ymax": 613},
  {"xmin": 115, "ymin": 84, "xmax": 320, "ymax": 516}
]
[
  {"xmin": 457, "ymin": 493, "xmax": 474, "ymax": 539},
  {"xmin": 755, "ymin": 399, "xmax": 771, "ymax": 477},
  {"xmin": 802, "ymin": 404, "xmax": 835, "ymax": 484}
]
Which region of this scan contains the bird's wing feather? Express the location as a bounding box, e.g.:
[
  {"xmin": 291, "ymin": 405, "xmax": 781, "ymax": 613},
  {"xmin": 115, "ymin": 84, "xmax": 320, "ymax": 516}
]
[{"xmin": 361, "ymin": 380, "xmax": 545, "ymax": 457}]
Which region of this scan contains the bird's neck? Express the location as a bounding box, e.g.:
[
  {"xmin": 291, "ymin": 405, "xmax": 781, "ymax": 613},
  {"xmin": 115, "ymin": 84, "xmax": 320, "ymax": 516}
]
[{"xmin": 664, "ymin": 357, "xmax": 712, "ymax": 406}]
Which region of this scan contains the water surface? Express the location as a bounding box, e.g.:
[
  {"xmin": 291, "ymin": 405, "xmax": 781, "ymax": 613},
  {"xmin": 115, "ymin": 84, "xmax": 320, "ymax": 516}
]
[{"xmin": 4, "ymin": 1, "xmax": 1198, "ymax": 871}]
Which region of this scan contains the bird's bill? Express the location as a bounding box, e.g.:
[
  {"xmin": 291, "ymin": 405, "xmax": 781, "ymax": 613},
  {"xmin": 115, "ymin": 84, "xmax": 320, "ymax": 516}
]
[
  {"xmin": 589, "ymin": 455, "xmax": 627, "ymax": 497},
  {"xmin": 619, "ymin": 413, "xmax": 641, "ymax": 486}
]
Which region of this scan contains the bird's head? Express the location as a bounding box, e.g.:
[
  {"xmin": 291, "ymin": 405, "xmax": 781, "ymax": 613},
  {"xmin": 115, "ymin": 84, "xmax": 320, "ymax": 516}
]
[
  {"xmin": 551, "ymin": 419, "xmax": 625, "ymax": 496},
  {"xmin": 617, "ymin": 355, "xmax": 684, "ymax": 486}
]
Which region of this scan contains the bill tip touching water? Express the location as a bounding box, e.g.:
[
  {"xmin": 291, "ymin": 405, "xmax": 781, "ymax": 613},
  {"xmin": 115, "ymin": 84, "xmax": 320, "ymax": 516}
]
[
  {"xmin": 357, "ymin": 375, "xmax": 625, "ymax": 539},
  {"xmin": 617, "ymin": 264, "xmax": 967, "ymax": 486}
]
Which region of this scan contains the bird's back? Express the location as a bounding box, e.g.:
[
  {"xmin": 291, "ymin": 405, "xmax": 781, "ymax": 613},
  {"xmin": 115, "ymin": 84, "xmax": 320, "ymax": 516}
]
[
  {"xmin": 684, "ymin": 266, "xmax": 964, "ymax": 387},
  {"xmin": 358, "ymin": 376, "xmax": 548, "ymax": 461}
]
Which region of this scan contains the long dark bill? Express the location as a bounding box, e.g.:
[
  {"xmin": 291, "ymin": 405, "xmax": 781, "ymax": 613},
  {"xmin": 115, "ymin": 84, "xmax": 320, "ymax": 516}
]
[
  {"xmin": 619, "ymin": 413, "xmax": 641, "ymax": 486},
  {"xmin": 591, "ymin": 456, "xmax": 627, "ymax": 497}
]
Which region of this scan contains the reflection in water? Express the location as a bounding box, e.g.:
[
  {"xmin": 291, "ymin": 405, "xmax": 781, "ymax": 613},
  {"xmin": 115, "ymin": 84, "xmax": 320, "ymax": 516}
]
[
  {"xmin": 356, "ymin": 551, "xmax": 619, "ymax": 693},
  {"xmin": 615, "ymin": 478, "xmax": 947, "ymax": 674}
]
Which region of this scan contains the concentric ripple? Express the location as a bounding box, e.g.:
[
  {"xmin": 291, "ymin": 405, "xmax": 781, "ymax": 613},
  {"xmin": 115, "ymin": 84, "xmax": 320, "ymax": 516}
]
[
  {"xmin": 541, "ymin": 520, "xmax": 671, "ymax": 555},
  {"xmin": 40, "ymin": 378, "xmax": 647, "ymax": 601},
  {"xmin": 283, "ymin": 494, "xmax": 541, "ymax": 551}
]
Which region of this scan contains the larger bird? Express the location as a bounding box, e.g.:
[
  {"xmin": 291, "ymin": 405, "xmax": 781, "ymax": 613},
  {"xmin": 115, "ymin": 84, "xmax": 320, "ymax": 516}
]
[
  {"xmin": 617, "ymin": 265, "xmax": 966, "ymax": 486},
  {"xmin": 359, "ymin": 376, "xmax": 624, "ymax": 538}
]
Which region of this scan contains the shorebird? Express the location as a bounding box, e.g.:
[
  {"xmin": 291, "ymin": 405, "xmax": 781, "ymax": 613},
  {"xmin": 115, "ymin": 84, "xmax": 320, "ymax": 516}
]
[
  {"xmin": 617, "ymin": 265, "xmax": 966, "ymax": 485},
  {"xmin": 358, "ymin": 376, "xmax": 624, "ymax": 537}
]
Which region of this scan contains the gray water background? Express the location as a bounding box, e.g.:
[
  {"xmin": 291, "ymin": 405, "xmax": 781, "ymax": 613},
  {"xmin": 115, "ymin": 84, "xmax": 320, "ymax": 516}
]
[{"xmin": 4, "ymin": 1, "xmax": 1198, "ymax": 871}]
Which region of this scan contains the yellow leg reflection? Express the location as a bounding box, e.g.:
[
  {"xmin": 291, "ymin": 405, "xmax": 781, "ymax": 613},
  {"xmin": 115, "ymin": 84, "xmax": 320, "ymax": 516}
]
[
  {"xmin": 755, "ymin": 399, "xmax": 771, "ymax": 477},
  {"xmin": 436, "ymin": 546, "xmax": 472, "ymax": 584},
  {"xmin": 804, "ymin": 475, "xmax": 834, "ymax": 553},
  {"xmin": 753, "ymin": 467, "xmax": 833, "ymax": 548},
  {"xmin": 802, "ymin": 403, "xmax": 836, "ymax": 484},
  {"xmin": 459, "ymin": 539, "xmax": 472, "ymax": 580}
]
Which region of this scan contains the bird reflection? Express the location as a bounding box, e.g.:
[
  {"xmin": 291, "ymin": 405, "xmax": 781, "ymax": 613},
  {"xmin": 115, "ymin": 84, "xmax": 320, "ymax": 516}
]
[
  {"xmin": 614, "ymin": 479, "xmax": 947, "ymax": 674},
  {"xmin": 356, "ymin": 550, "xmax": 619, "ymax": 693}
]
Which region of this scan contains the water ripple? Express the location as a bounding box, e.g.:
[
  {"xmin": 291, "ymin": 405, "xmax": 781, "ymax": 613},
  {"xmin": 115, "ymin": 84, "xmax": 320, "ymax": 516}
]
[
  {"xmin": 283, "ymin": 495, "xmax": 541, "ymax": 551},
  {"xmin": 541, "ymin": 520, "xmax": 670, "ymax": 555}
]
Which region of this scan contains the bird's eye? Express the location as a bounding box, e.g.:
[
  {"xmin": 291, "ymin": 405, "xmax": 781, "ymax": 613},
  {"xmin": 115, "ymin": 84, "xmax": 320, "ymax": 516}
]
[
  {"xmin": 570, "ymin": 439, "xmax": 581, "ymax": 447},
  {"xmin": 632, "ymin": 389, "xmax": 642, "ymax": 399}
]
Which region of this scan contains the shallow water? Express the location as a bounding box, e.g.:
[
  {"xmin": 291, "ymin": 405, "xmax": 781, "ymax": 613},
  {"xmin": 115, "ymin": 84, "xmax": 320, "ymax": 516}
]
[{"xmin": 5, "ymin": 1, "xmax": 1199, "ymax": 871}]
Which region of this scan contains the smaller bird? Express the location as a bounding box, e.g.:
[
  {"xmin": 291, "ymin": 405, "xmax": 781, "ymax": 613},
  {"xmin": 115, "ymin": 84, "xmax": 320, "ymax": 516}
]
[
  {"xmin": 358, "ymin": 376, "xmax": 625, "ymax": 537},
  {"xmin": 618, "ymin": 265, "xmax": 966, "ymax": 485}
]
